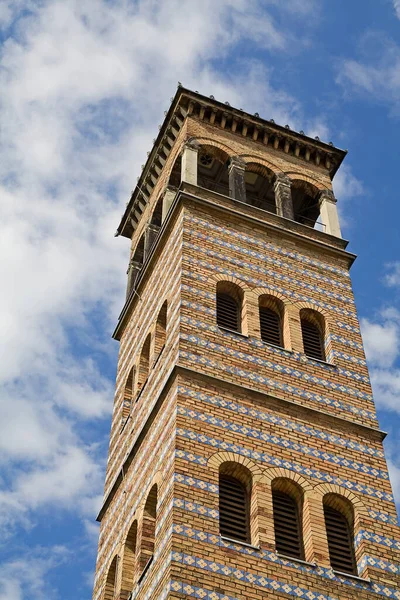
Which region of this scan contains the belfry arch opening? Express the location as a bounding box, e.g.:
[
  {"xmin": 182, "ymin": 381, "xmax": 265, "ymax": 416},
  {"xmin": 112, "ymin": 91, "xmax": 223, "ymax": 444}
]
[
  {"xmin": 244, "ymin": 163, "xmax": 276, "ymax": 213},
  {"xmin": 168, "ymin": 154, "xmax": 182, "ymax": 188},
  {"xmin": 197, "ymin": 146, "xmax": 230, "ymax": 196},
  {"xmin": 291, "ymin": 180, "xmax": 321, "ymax": 228}
]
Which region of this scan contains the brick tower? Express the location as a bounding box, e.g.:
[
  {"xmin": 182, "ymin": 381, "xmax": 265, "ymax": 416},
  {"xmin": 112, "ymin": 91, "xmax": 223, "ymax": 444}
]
[{"xmin": 92, "ymin": 87, "xmax": 400, "ymax": 600}]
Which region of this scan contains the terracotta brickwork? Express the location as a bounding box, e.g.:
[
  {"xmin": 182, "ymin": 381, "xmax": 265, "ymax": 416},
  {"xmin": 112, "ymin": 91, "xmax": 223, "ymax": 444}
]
[{"xmin": 92, "ymin": 89, "xmax": 399, "ymax": 600}]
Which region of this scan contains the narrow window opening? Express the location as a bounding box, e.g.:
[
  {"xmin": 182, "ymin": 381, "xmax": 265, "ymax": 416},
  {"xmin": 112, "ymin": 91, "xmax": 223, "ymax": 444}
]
[
  {"xmin": 139, "ymin": 485, "xmax": 157, "ymax": 577},
  {"xmin": 154, "ymin": 301, "xmax": 167, "ymax": 359},
  {"xmin": 120, "ymin": 521, "xmax": 137, "ymax": 594},
  {"xmin": 301, "ymin": 313, "xmax": 325, "ymax": 361},
  {"xmin": 324, "ymin": 505, "xmax": 356, "ymax": 575},
  {"xmin": 272, "ymin": 490, "xmax": 304, "ymax": 560},
  {"xmin": 219, "ymin": 474, "xmax": 249, "ymax": 543},
  {"xmin": 137, "ymin": 334, "xmax": 151, "ymax": 399},
  {"xmin": 260, "ymin": 307, "xmax": 282, "ymax": 347},
  {"xmin": 103, "ymin": 555, "xmax": 118, "ymax": 600},
  {"xmin": 217, "ymin": 293, "xmax": 240, "ymax": 332}
]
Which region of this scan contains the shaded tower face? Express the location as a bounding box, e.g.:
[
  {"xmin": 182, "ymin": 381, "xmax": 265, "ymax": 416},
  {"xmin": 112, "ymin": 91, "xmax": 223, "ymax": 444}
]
[{"xmin": 92, "ymin": 88, "xmax": 400, "ymax": 600}]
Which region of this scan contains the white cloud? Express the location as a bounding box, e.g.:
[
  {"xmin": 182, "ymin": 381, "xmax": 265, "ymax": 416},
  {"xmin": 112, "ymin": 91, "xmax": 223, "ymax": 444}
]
[
  {"xmin": 394, "ymin": 0, "xmax": 400, "ymax": 19},
  {"xmin": 337, "ymin": 32, "xmax": 400, "ymax": 114},
  {"xmin": 385, "ymin": 262, "xmax": 400, "ymax": 287},
  {"xmin": 360, "ymin": 315, "xmax": 399, "ymax": 368}
]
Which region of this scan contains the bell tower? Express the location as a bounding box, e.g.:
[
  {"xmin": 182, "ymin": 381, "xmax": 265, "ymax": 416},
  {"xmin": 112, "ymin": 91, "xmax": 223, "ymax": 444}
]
[{"xmin": 92, "ymin": 86, "xmax": 400, "ymax": 600}]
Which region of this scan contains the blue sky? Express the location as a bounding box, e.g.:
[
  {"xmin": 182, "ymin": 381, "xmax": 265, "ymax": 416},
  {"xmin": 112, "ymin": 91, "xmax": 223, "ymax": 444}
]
[{"xmin": 1, "ymin": 1, "xmax": 400, "ymax": 598}]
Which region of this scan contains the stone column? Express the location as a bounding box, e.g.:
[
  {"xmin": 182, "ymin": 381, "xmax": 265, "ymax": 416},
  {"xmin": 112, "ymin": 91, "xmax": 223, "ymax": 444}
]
[
  {"xmin": 126, "ymin": 260, "xmax": 142, "ymax": 299},
  {"xmin": 161, "ymin": 187, "xmax": 176, "ymax": 222},
  {"xmin": 228, "ymin": 156, "xmax": 247, "ymax": 203},
  {"xmin": 181, "ymin": 138, "xmax": 199, "ymax": 185},
  {"xmin": 319, "ymin": 189, "xmax": 342, "ymax": 238},
  {"xmin": 144, "ymin": 224, "xmax": 160, "ymax": 259},
  {"xmin": 274, "ymin": 173, "xmax": 294, "ymax": 219}
]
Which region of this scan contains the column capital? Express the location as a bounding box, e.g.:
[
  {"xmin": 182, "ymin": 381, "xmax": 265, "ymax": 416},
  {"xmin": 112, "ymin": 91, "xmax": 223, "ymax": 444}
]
[
  {"xmin": 228, "ymin": 156, "xmax": 246, "ymax": 173},
  {"xmin": 319, "ymin": 189, "xmax": 336, "ymax": 203},
  {"xmin": 183, "ymin": 137, "xmax": 200, "ymax": 151},
  {"xmin": 274, "ymin": 173, "xmax": 291, "ymax": 188}
]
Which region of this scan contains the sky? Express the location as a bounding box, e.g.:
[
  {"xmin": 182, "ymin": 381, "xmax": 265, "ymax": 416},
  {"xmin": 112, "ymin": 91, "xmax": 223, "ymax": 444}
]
[{"xmin": 0, "ymin": 0, "xmax": 400, "ymax": 598}]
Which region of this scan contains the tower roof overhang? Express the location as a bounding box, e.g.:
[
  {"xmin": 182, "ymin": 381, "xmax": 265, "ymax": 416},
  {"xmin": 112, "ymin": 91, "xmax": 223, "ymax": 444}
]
[{"xmin": 116, "ymin": 86, "xmax": 347, "ymax": 239}]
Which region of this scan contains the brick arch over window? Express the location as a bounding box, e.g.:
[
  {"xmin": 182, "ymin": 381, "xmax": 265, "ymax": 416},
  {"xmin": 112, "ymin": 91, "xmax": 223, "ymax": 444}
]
[
  {"xmin": 300, "ymin": 308, "xmax": 326, "ymax": 361},
  {"xmin": 103, "ymin": 555, "xmax": 118, "ymax": 600},
  {"xmin": 271, "ymin": 478, "xmax": 305, "ymax": 560},
  {"xmin": 244, "ymin": 162, "xmax": 276, "ymax": 213},
  {"xmin": 139, "ymin": 484, "xmax": 158, "ymax": 577},
  {"xmin": 323, "ymin": 493, "xmax": 357, "ymax": 575},
  {"xmin": 120, "ymin": 520, "xmax": 138, "ymax": 595},
  {"xmin": 154, "ymin": 300, "xmax": 167, "ymax": 360},
  {"xmin": 216, "ymin": 281, "xmax": 245, "ymax": 334},
  {"xmin": 258, "ymin": 294, "xmax": 285, "ymax": 348},
  {"xmin": 137, "ymin": 334, "xmax": 151, "ymax": 398},
  {"xmin": 197, "ymin": 144, "xmax": 231, "ymax": 196}
]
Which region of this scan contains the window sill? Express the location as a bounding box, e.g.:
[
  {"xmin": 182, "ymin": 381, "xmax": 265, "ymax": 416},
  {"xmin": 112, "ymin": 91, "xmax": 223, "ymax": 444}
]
[
  {"xmin": 333, "ymin": 570, "xmax": 370, "ymax": 583},
  {"xmin": 137, "ymin": 555, "xmax": 154, "ymax": 585},
  {"xmin": 261, "ymin": 341, "xmax": 293, "ymax": 354},
  {"xmin": 218, "ymin": 326, "xmax": 248, "ymax": 339},
  {"xmin": 153, "ymin": 344, "xmax": 165, "ymax": 368},
  {"xmin": 276, "ymin": 552, "xmax": 316, "ymax": 567},
  {"xmin": 220, "ymin": 535, "xmax": 260, "ymax": 551},
  {"xmin": 304, "ymin": 355, "xmax": 337, "ymax": 369}
]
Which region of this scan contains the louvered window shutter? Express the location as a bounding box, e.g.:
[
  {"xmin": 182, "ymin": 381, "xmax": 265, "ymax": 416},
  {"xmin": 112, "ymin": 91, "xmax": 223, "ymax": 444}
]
[
  {"xmin": 324, "ymin": 506, "xmax": 356, "ymax": 574},
  {"xmin": 272, "ymin": 491, "xmax": 303, "ymax": 559},
  {"xmin": 260, "ymin": 307, "xmax": 282, "ymax": 346},
  {"xmin": 219, "ymin": 475, "xmax": 249, "ymax": 542},
  {"xmin": 216, "ymin": 293, "xmax": 240, "ymax": 332},
  {"xmin": 301, "ymin": 319, "xmax": 325, "ymax": 361}
]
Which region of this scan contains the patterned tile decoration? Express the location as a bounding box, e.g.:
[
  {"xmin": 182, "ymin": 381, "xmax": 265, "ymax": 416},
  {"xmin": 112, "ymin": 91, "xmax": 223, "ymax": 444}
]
[
  {"xmin": 184, "ymin": 214, "xmax": 351, "ymax": 278},
  {"xmin": 175, "ymin": 437, "xmax": 394, "ymax": 502},
  {"xmin": 330, "ymin": 333, "xmax": 363, "ymax": 350},
  {"xmin": 355, "ymin": 530, "xmax": 400, "ymax": 552},
  {"xmin": 171, "ymin": 497, "xmax": 399, "ymax": 571},
  {"xmin": 186, "ymin": 225, "xmax": 353, "ymax": 291},
  {"xmin": 180, "ymin": 332, "xmax": 372, "ymax": 386},
  {"xmin": 368, "ymin": 510, "xmax": 399, "ymax": 526},
  {"xmin": 170, "ymin": 580, "xmax": 239, "ymax": 600},
  {"xmin": 173, "ymin": 526, "xmax": 400, "ymax": 584},
  {"xmin": 177, "ymin": 386, "xmax": 384, "ymax": 459},
  {"xmin": 172, "ymin": 542, "xmax": 400, "ymax": 598},
  {"xmin": 181, "ymin": 312, "xmax": 364, "ymax": 365},
  {"xmin": 337, "ymin": 321, "xmax": 361, "ymax": 334},
  {"xmin": 173, "ymin": 497, "xmax": 219, "ymax": 520},
  {"xmin": 179, "ymin": 350, "xmax": 377, "ymax": 423},
  {"xmin": 183, "ymin": 247, "xmax": 357, "ymax": 318},
  {"xmin": 174, "ymin": 472, "xmax": 219, "ymax": 494},
  {"xmin": 176, "ymin": 405, "xmax": 389, "ymax": 480}
]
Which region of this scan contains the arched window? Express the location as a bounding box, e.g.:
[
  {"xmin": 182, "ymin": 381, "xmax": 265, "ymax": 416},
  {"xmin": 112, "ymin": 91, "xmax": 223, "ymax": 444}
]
[
  {"xmin": 127, "ymin": 234, "xmax": 145, "ymax": 297},
  {"xmin": 245, "ymin": 163, "xmax": 276, "ymax": 213},
  {"xmin": 122, "ymin": 366, "xmax": 134, "ymax": 426},
  {"xmin": 324, "ymin": 495, "xmax": 356, "ymax": 575},
  {"xmin": 216, "ymin": 282, "xmax": 243, "ymax": 333},
  {"xmin": 154, "ymin": 301, "xmax": 167, "ymax": 359},
  {"xmin": 103, "ymin": 555, "xmax": 118, "ymax": 600},
  {"xmin": 272, "ymin": 479, "xmax": 304, "ymax": 560},
  {"xmin": 168, "ymin": 154, "xmax": 182, "ymax": 188},
  {"xmin": 137, "ymin": 334, "xmax": 151, "ymax": 398},
  {"xmin": 139, "ymin": 485, "xmax": 158, "ymax": 579},
  {"xmin": 300, "ymin": 309, "xmax": 325, "ymax": 361},
  {"xmin": 120, "ymin": 521, "xmax": 137, "ymax": 594},
  {"xmin": 151, "ymin": 197, "xmax": 163, "ymax": 228},
  {"xmin": 198, "ymin": 146, "xmax": 230, "ymax": 196},
  {"xmin": 219, "ymin": 463, "xmax": 251, "ymax": 543},
  {"xmin": 259, "ymin": 295, "xmax": 284, "ymax": 347},
  {"xmin": 291, "ymin": 180, "xmax": 321, "ymax": 228}
]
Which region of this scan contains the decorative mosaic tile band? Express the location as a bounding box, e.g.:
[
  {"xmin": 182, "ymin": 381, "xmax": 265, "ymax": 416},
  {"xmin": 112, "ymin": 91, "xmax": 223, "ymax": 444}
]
[
  {"xmin": 368, "ymin": 510, "xmax": 399, "ymax": 526},
  {"xmin": 179, "ymin": 350, "xmax": 377, "ymax": 422},
  {"xmin": 176, "ymin": 435, "xmax": 394, "ymax": 503},
  {"xmin": 177, "ymin": 386, "xmax": 384, "ymax": 459},
  {"xmin": 177, "ymin": 405, "xmax": 388, "ymax": 480},
  {"xmin": 170, "ymin": 580, "xmax": 239, "ymax": 600},
  {"xmin": 330, "ymin": 333, "xmax": 363, "ymax": 350},
  {"xmin": 180, "ymin": 328, "xmax": 371, "ymax": 389},
  {"xmin": 174, "ymin": 472, "xmax": 219, "ymax": 494},
  {"xmin": 359, "ymin": 555, "xmax": 399, "ymax": 575},
  {"xmin": 173, "ymin": 497, "xmax": 219, "ymax": 520},
  {"xmin": 184, "ymin": 255, "xmax": 357, "ymax": 319},
  {"xmin": 187, "ymin": 227, "xmax": 353, "ymax": 292},
  {"xmin": 185, "ymin": 214, "xmax": 351, "ymax": 278},
  {"xmin": 181, "ymin": 313, "xmax": 365, "ymax": 372},
  {"xmin": 172, "ymin": 535, "xmax": 400, "ymax": 598},
  {"xmin": 355, "ymin": 530, "xmax": 400, "ymax": 551},
  {"xmin": 184, "ymin": 244, "xmax": 357, "ymax": 316},
  {"xmin": 337, "ymin": 321, "xmax": 361, "ymax": 334}
]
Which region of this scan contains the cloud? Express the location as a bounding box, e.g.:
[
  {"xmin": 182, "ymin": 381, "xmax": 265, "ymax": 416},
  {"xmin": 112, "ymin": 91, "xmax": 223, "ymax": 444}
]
[
  {"xmin": 337, "ymin": 32, "xmax": 400, "ymax": 114},
  {"xmin": 385, "ymin": 262, "xmax": 400, "ymax": 287},
  {"xmin": 394, "ymin": 0, "xmax": 400, "ymax": 19}
]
